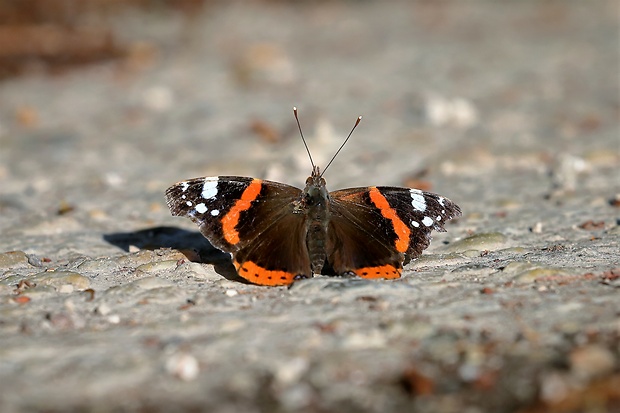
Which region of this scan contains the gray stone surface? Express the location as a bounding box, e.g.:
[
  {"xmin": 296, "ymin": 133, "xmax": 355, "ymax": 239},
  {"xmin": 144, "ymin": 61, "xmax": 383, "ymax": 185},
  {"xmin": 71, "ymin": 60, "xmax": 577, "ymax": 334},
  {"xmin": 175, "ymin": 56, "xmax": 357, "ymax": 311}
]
[{"xmin": 1, "ymin": 1, "xmax": 619, "ymax": 412}]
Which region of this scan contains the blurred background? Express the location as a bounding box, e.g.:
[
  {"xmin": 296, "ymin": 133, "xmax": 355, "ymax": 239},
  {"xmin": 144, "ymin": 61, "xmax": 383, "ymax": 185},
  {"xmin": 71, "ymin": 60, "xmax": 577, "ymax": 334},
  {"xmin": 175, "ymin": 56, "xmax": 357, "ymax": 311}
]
[
  {"xmin": 0, "ymin": 0, "xmax": 617, "ymax": 240},
  {"xmin": 0, "ymin": 3, "xmax": 619, "ymax": 412}
]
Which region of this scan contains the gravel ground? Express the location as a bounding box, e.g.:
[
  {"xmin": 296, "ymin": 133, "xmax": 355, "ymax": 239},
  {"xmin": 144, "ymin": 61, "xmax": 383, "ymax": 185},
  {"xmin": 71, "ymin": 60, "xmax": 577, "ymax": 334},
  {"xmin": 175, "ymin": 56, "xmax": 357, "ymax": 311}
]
[{"xmin": 1, "ymin": 1, "xmax": 619, "ymax": 412}]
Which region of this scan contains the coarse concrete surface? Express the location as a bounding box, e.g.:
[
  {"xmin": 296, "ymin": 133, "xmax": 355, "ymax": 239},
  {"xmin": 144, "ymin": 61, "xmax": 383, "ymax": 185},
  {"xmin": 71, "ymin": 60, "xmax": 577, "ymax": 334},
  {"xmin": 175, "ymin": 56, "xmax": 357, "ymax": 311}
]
[{"xmin": 1, "ymin": 1, "xmax": 619, "ymax": 412}]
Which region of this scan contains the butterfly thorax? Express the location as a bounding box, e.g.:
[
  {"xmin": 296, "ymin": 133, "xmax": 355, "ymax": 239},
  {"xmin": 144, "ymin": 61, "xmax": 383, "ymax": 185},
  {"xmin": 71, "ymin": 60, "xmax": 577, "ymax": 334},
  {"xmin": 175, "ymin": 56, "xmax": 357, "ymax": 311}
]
[{"xmin": 297, "ymin": 166, "xmax": 330, "ymax": 274}]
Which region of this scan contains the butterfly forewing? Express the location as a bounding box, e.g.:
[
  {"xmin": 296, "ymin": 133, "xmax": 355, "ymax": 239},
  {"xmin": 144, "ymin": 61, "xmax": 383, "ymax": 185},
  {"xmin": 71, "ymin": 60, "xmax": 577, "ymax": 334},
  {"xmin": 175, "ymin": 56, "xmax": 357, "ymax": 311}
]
[
  {"xmin": 377, "ymin": 187, "xmax": 462, "ymax": 261},
  {"xmin": 327, "ymin": 186, "xmax": 461, "ymax": 278},
  {"xmin": 165, "ymin": 177, "xmax": 312, "ymax": 286}
]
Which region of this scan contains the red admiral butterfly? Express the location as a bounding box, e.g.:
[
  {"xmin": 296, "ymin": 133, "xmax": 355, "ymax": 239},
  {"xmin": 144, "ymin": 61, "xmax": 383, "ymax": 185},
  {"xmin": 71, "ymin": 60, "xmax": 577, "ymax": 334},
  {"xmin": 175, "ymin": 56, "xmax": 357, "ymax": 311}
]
[{"xmin": 165, "ymin": 108, "xmax": 461, "ymax": 286}]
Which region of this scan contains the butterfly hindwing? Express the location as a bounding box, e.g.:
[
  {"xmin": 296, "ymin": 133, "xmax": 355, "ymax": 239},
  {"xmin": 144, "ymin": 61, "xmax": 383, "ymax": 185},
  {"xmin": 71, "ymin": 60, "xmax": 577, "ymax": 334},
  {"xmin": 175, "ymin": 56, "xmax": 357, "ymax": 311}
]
[{"xmin": 165, "ymin": 176, "xmax": 311, "ymax": 286}]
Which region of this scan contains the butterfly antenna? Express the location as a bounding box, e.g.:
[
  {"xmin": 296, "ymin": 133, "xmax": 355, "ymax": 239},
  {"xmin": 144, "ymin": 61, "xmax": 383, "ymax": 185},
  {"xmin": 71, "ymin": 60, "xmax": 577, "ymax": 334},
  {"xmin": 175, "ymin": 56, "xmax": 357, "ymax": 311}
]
[
  {"xmin": 321, "ymin": 115, "xmax": 362, "ymax": 177},
  {"xmin": 293, "ymin": 107, "xmax": 315, "ymax": 170}
]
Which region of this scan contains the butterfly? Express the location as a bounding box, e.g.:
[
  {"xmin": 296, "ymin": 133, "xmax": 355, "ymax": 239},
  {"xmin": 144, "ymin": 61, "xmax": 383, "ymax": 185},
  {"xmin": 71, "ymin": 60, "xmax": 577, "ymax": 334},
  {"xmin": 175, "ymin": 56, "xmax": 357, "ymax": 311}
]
[{"xmin": 165, "ymin": 108, "xmax": 461, "ymax": 286}]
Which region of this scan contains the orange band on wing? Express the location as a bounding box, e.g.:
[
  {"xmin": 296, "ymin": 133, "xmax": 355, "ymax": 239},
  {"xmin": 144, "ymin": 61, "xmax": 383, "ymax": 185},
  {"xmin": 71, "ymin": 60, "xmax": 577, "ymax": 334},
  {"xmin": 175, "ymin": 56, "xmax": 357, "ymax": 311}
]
[
  {"xmin": 368, "ymin": 187, "xmax": 410, "ymax": 253},
  {"xmin": 353, "ymin": 264, "xmax": 401, "ymax": 279},
  {"xmin": 222, "ymin": 179, "xmax": 262, "ymax": 245},
  {"xmin": 234, "ymin": 260, "xmax": 297, "ymax": 286}
]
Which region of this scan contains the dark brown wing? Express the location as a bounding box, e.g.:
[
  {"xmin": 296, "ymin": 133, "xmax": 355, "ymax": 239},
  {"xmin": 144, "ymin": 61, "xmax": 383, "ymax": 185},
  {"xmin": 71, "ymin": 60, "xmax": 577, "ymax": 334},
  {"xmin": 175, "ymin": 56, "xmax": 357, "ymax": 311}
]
[
  {"xmin": 165, "ymin": 176, "xmax": 311, "ymax": 286},
  {"xmin": 327, "ymin": 186, "xmax": 461, "ymax": 279}
]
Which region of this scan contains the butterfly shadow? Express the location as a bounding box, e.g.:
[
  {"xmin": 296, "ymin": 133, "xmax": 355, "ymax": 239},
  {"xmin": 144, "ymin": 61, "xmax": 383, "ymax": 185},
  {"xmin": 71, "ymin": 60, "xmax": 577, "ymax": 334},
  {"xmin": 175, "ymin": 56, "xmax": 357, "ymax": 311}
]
[{"xmin": 103, "ymin": 226, "xmax": 249, "ymax": 284}]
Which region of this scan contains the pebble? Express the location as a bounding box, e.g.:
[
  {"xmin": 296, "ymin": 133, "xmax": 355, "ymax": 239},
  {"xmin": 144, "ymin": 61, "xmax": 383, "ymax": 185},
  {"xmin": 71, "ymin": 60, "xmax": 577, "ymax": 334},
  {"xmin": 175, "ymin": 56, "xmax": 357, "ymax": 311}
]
[
  {"xmin": 136, "ymin": 260, "xmax": 179, "ymax": 274},
  {"xmin": 500, "ymin": 261, "xmax": 540, "ymax": 276},
  {"xmin": 30, "ymin": 271, "xmax": 90, "ymax": 290},
  {"xmin": 531, "ymin": 222, "xmax": 543, "ymax": 233},
  {"xmin": 0, "ymin": 251, "xmax": 31, "ymax": 269},
  {"xmin": 513, "ymin": 267, "xmax": 574, "ymax": 283},
  {"xmin": 107, "ymin": 315, "xmax": 121, "ymax": 324},
  {"xmin": 569, "ymin": 345, "xmax": 616, "ymax": 380},
  {"xmin": 440, "ymin": 232, "xmax": 508, "ymax": 254},
  {"xmin": 342, "ymin": 330, "xmax": 387, "ymax": 349},
  {"xmin": 166, "ymin": 353, "xmax": 199, "ymax": 381},
  {"xmin": 116, "ymin": 250, "xmax": 185, "ymax": 268},
  {"xmin": 175, "ymin": 261, "xmax": 220, "ymax": 281},
  {"xmin": 274, "ymin": 357, "xmax": 309, "ymax": 386},
  {"xmin": 540, "ymin": 372, "xmax": 570, "ymax": 403},
  {"xmin": 95, "ymin": 303, "xmax": 112, "ymax": 316},
  {"xmin": 77, "ymin": 258, "xmax": 120, "ymax": 272}
]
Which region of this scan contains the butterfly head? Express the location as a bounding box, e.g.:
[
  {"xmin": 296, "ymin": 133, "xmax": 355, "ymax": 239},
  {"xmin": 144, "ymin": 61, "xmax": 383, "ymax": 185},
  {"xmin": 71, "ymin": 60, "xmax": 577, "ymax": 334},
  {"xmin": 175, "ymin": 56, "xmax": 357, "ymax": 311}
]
[{"xmin": 305, "ymin": 165, "xmax": 328, "ymax": 201}]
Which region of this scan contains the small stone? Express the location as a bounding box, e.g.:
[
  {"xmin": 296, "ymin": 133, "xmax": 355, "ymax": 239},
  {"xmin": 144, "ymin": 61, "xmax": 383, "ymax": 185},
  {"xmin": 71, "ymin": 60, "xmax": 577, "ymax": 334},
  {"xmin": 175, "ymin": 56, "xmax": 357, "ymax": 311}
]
[
  {"xmin": 577, "ymin": 220, "xmax": 605, "ymax": 230},
  {"xmin": 570, "ymin": 345, "xmax": 615, "ymax": 380},
  {"xmin": 0, "ymin": 251, "xmax": 30, "ymax": 269},
  {"xmin": 274, "ymin": 357, "xmax": 309, "ymax": 386},
  {"xmin": 219, "ymin": 319, "xmax": 246, "ymax": 333},
  {"xmin": 77, "ymin": 258, "xmax": 120, "ymax": 272},
  {"xmin": 225, "ymin": 289, "xmax": 239, "ymax": 297},
  {"xmin": 107, "ymin": 315, "xmax": 121, "ymax": 324},
  {"xmin": 448, "ymin": 264, "xmax": 495, "ymax": 280},
  {"xmin": 143, "ymin": 85, "xmax": 174, "ymax": 112},
  {"xmin": 514, "ymin": 267, "xmax": 572, "ymax": 283},
  {"xmin": 441, "ymin": 232, "xmax": 508, "ymax": 254},
  {"xmin": 175, "ymin": 261, "xmax": 220, "ymax": 281},
  {"xmin": 166, "ymin": 353, "xmax": 199, "ymax": 381},
  {"xmin": 501, "ymin": 261, "xmax": 539, "ymax": 276},
  {"xmin": 531, "ymin": 222, "xmax": 543, "ymax": 233},
  {"xmin": 462, "ymin": 250, "xmax": 482, "ymax": 258},
  {"xmin": 136, "ymin": 260, "xmax": 179, "ymax": 274},
  {"xmin": 95, "ymin": 303, "xmax": 112, "ymax": 316},
  {"xmin": 13, "ymin": 295, "xmax": 31, "ymax": 304},
  {"xmin": 117, "ymin": 250, "xmax": 184, "ymax": 268},
  {"xmin": 540, "ymin": 373, "xmax": 570, "ymax": 403},
  {"xmin": 32, "ymin": 271, "xmax": 90, "ymax": 291},
  {"xmin": 343, "ymin": 330, "xmax": 387, "ymax": 349}
]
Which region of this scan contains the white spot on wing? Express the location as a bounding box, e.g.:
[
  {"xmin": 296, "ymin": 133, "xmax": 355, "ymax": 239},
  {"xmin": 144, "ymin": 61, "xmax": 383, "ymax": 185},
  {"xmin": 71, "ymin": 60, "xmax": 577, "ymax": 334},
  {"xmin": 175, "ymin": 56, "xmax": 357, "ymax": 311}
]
[
  {"xmin": 202, "ymin": 178, "xmax": 219, "ymax": 199},
  {"xmin": 436, "ymin": 215, "xmax": 441, "ymax": 221},
  {"xmin": 411, "ymin": 220, "xmax": 420, "ymax": 228},
  {"xmin": 422, "ymin": 216, "xmax": 434, "ymax": 227},
  {"xmin": 195, "ymin": 203, "xmax": 208, "ymax": 214},
  {"xmin": 181, "ymin": 182, "xmax": 189, "ymax": 192},
  {"xmin": 210, "ymin": 209, "xmax": 220, "ymax": 216},
  {"xmin": 438, "ymin": 197, "xmax": 445, "ymax": 206},
  {"xmin": 410, "ymin": 189, "xmax": 426, "ymax": 212},
  {"xmin": 186, "ymin": 201, "xmax": 193, "ymax": 206}
]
